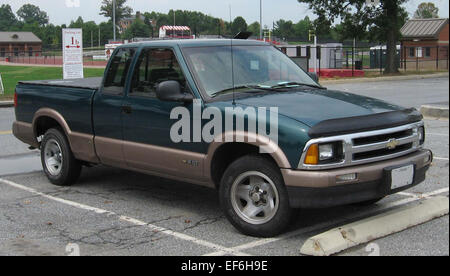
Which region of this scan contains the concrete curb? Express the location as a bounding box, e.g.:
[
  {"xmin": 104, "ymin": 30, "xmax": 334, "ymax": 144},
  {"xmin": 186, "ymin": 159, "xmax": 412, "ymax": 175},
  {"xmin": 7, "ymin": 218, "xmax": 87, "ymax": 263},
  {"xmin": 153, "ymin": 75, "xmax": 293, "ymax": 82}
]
[
  {"xmin": 0, "ymin": 101, "xmax": 13, "ymax": 108},
  {"xmin": 320, "ymin": 72, "xmax": 449, "ymax": 85},
  {"xmin": 300, "ymin": 196, "xmax": 449, "ymax": 256},
  {"xmin": 420, "ymin": 105, "xmax": 449, "ymax": 120}
]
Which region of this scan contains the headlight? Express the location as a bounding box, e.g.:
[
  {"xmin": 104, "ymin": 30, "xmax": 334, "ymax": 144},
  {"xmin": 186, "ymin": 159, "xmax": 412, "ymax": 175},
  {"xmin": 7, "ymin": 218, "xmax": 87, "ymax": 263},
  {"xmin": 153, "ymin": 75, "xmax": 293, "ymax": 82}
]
[
  {"xmin": 319, "ymin": 144, "xmax": 334, "ymax": 161},
  {"xmin": 304, "ymin": 142, "xmax": 344, "ymax": 165},
  {"xmin": 418, "ymin": 126, "xmax": 425, "ymax": 145}
]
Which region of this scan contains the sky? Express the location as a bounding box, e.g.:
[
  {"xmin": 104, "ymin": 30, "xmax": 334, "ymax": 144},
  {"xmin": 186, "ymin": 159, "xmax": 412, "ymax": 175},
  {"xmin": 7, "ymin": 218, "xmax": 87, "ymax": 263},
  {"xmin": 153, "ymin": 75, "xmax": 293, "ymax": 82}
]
[{"xmin": 1, "ymin": 0, "xmax": 449, "ymax": 27}]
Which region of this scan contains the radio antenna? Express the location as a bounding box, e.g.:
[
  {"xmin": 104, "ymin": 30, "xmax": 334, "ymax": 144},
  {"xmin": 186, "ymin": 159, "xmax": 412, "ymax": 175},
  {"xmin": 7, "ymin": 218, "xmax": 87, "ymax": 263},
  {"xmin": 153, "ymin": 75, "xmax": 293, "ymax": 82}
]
[{"xmin": 229, "ymin": 4, "xmax": 236, "ymax": 105}]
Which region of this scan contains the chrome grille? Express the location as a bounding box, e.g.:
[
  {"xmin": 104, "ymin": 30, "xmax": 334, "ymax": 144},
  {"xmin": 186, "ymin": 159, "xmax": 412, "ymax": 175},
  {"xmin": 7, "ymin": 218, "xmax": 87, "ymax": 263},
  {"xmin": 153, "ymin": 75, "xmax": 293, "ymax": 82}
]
[{"xmin": 298, "ymin": 122, "xmax": 424, "ymax": 170}]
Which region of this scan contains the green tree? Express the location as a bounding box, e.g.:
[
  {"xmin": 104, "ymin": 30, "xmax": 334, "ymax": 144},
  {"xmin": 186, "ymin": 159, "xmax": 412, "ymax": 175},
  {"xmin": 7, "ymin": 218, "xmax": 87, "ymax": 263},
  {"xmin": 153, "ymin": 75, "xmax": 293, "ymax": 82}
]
[
  {"xmin": 414, "ymin": 2, "xmax": 439, "ymax": 18},
  {"xmin": 123, "ymin": 18, "xmax": 150, "ymax": 39},
  {"xmin": 298, "ymin": 0, "xmax": 408, "ymax": 74},
  {"xmin": 248, "ymin": 22, "xmax": 261, "ymax": 37},
  {"xmin": 273, "ymin": 19, "xmax": 295, "ymax": 39},
  {"xmin": 99, "ymin": 21, "xmax": 114, "ymax": 45},
  {"xmin": 99, "ymin": 0, "xmax": 133, "ymax": 27},
  {"xmin": 312, "ymin": 17, "xmax": 333, "ymax": 39},
  {"xmin": 0, "ymin": 4, "xmax": 19, "ymax": 31},
  {"xmin": 69, "ymin": 16, "xmax": 84, "ymax": 28},
  {"xmin": 143, "ymin": 10, "xmax": 231, "ymax": 37},
  {"xmin": 294, "ymin": 16, "xmax": 312, "ymax": 40},
  {"xmin": 231, "ymin": 16, "xmax": 248, "ymax": 35},
  {"xmin": 17, "ymin": 4, "xmax": 49, "ymax": 26}
]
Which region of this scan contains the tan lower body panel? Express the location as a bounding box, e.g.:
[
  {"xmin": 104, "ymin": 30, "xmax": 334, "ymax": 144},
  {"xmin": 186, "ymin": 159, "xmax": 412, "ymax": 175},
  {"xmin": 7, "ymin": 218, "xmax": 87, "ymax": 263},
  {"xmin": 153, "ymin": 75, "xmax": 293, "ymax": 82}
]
[
  {"xmin": 69, "ymin": 132, "xmax": 99, "ymax": 163},
  {"xmin": 12, "ymin": 121, "xmax": 39, "ymax": 148},
  {"xmin": 13, "ymin": 120, "xmax": 212, "ymax": 187},
  {"xmin": 123, "ymin": 140, "xmax": 209, "ymax": 184},
  {"xmin": 94, "ymin": 136, "xmax": 126, "ymax": 168},
  {"xmin": 95, "ymin": 137, "xmax": 212, "ymax": 187},
  {"xmin": 13, "ymin": 121, "xmax": 99, "ymax": 164},
  {"xmin": 282, "ymin": 149, "xmax": 432, "ymax": 188}
]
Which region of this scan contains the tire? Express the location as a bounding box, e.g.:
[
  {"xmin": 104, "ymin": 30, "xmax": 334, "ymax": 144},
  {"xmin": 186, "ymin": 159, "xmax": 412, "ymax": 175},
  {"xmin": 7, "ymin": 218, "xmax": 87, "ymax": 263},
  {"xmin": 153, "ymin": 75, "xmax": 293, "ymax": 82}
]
[
  {"xmin": 353, "ymin": 197, "xmax": 385, "ymax": 206},
  {"xmin": 40, "ymin": 128, "xmax": 81, "ymax": 186},
  {"xmin": 219, "ymin": 155, "xmax": 293, "ymax": 237}
]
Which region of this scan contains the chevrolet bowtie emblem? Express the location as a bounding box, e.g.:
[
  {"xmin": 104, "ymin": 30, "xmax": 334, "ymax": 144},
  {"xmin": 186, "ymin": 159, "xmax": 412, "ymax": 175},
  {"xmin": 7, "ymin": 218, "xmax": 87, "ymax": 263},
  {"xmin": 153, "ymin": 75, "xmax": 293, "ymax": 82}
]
[{"xmin": 386, "ymin": 138, "xmax": 400, "ymax": 150}]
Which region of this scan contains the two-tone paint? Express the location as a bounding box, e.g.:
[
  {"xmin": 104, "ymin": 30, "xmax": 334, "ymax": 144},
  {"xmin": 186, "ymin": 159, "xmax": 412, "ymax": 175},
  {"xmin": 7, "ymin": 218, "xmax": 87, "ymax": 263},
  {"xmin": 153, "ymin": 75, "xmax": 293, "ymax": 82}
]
[{"xmin": 13, "ymin": 39, "xmax": 432, "ymax": 208}]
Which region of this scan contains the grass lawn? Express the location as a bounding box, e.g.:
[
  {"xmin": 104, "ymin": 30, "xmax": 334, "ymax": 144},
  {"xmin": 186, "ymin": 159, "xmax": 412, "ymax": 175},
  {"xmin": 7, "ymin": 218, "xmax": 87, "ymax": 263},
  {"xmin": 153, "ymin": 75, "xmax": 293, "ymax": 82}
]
[{"xmin": 0, "ymin": 65, "xmax": 105, "ymax": 99}]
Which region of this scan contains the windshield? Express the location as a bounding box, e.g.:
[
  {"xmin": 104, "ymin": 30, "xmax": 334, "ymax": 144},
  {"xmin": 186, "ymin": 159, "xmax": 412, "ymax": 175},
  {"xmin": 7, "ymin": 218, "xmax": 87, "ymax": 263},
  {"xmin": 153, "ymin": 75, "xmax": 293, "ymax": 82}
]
[{"xmin": 182, "ymin": 45, "xmax": 318, "ymax": 98}]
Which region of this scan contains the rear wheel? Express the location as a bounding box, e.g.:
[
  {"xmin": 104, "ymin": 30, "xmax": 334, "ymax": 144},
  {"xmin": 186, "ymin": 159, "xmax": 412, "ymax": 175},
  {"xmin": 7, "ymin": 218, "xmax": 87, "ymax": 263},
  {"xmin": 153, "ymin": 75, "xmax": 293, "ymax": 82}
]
[
  {"xmin": 41, "ymin": 128, "xmax": 81, "ymax": 186},
  {"xmin": 220, "ymin": 155, "xmax": 293, "ymax": 237}
]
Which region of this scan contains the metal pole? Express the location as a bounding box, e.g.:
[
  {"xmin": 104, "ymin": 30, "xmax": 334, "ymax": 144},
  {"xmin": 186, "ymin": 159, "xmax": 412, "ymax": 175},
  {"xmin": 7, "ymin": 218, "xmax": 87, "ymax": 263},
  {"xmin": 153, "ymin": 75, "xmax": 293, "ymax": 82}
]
[
  {"xmin": 352, "ymin": 38, "xmax": 355, "ymax": 77},
  {"xmin": 173, "ymin": 11, "xmax": 176, "ymax": 38},
  {"xmin": 259, "ymin": 0, "xmax": 263, "ymax": 40},
  {"xmin": 436, "ymin": 46, "xmax": 439, "ymax": 70},
  {"xmin": 113, "ymin": 0, "xmax": 116, "ymax": 41},
  {"xmin": 314, "ymin": 35, "xmax": 317, "ymax": 74},
  {"xmin": 380, "ymin": 47, "xmax": 383, "ymax": 75},
  {"xmin": 98, "ymin": 27, "xmax": 101, "ymax": 47},
  {"xmin": 229, "ymin": 5, "xmax": 232, "ymax": 36}
]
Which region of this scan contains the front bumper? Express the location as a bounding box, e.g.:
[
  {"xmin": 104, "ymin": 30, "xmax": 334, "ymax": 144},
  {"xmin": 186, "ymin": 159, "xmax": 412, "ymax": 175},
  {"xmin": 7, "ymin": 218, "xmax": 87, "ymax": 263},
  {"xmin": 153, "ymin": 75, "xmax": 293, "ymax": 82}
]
[{"xmin": 282, "ymin": 149, "xmax": 433, "ymax": 208}]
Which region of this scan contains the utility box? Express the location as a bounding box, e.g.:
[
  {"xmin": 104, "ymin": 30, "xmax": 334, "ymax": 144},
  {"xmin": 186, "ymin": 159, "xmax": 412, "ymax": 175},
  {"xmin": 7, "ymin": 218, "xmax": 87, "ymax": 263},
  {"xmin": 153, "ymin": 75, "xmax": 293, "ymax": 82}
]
[{"xmin": 370, "ymin": 45, "xmax": 401, "ymax": 69}]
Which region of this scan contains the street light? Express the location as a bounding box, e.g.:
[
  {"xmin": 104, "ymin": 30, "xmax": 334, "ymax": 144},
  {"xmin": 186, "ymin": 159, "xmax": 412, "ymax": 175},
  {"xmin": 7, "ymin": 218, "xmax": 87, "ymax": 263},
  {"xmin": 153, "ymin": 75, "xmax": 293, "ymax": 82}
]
[
  {"xmin": 259, "ymin": 0, "xmax": 263, "ymax": 40},
  {"xmin": 113, "ymin": 0, "xmax": 116, "ymax": 41}
]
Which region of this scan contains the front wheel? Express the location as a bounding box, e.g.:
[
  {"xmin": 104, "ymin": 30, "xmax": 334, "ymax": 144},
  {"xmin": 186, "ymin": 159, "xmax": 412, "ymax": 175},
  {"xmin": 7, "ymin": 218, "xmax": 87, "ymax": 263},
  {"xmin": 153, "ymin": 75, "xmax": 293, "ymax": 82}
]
[
  {"xmin": 220, "ymin": 155, "xmax": 293, "ymax": 237},
  {"xmin": 41, "ymin": 128, "xmax": 81, "ymax": 186}
]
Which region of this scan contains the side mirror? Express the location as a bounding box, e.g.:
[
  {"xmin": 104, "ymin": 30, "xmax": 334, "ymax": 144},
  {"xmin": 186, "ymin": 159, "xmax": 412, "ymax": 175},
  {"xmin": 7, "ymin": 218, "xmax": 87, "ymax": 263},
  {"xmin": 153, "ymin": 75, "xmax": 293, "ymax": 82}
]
[
  {"xmin": 156, "ymin": 81, "xmax": 194, "ymax": 103},
  {"xmin": 308, "ymin": 72, "xmax": 319, "ymax": 83}
]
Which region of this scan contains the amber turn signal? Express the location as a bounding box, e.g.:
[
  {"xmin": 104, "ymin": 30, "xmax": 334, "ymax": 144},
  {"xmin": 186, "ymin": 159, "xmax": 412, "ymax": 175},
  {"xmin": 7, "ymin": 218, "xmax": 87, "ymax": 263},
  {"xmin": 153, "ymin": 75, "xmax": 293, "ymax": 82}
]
[{"xmin": 304, "ymin": 144, "xmax": 319, "ymax": 165}]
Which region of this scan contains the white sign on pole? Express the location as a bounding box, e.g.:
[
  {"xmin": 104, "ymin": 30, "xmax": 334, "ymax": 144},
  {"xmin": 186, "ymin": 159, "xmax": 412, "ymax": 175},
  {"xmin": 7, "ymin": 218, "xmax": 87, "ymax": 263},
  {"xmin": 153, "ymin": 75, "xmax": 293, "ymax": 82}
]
[
  {"xmin": 62, "ymin": 28, "xmax": 83, "ymax": 79},
  {"xmin": 0, "ymin": 73, "xmax": 4, "ymax": 95}
]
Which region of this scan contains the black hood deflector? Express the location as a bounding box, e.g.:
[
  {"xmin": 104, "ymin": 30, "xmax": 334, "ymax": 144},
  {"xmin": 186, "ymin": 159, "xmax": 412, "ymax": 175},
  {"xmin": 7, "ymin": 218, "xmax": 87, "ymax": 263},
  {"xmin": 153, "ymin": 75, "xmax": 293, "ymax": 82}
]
[{"xmin": 308, "ymin": 108, "xmax": 423, "ymax": 138}]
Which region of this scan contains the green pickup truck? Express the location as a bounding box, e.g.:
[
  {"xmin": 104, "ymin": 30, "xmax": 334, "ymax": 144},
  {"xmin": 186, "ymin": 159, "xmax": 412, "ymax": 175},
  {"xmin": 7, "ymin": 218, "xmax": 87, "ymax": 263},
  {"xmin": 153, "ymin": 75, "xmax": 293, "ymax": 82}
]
[{"xmin": 13, "ymin": 39, "xmax": 432, "ymax": 237}]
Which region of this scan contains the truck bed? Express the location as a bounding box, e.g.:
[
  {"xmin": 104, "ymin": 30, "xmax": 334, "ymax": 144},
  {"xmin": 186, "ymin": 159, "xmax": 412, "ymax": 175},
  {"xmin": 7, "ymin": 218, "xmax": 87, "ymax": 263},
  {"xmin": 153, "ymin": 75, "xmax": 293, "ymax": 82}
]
[{"xmin": 18, "ymin": 77, "xmax": 102, "ymax": 90}]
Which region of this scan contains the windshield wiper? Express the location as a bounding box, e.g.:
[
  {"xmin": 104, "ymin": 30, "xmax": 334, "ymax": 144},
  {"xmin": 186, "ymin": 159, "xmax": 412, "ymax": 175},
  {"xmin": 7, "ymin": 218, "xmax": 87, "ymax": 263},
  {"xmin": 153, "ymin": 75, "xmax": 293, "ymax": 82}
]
[
  {"xmin": 210, "ymin": 82, "xmax": 323, "ymax": 98},
  {"xmin": 211, "ymin": 85, "xmax": 272, "ymax": 97},
  {"xmin": 210, "ymin": 86, "xmax": 250, "ymax": 97},
  {"xmin": 270, "ymin": 82, "xmax": 325, "ymax": 90}
]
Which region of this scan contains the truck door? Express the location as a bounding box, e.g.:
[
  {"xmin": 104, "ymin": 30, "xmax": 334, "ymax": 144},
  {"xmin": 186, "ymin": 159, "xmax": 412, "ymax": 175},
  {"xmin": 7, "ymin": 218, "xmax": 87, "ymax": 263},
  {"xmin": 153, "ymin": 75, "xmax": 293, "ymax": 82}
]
[
  {"xmin": 93, "ymin": 47, "xmax": 136, "ymax": 168},
  {"xmin": 121, "ymin": 47, "xmax": 205, "ymax": 180}
]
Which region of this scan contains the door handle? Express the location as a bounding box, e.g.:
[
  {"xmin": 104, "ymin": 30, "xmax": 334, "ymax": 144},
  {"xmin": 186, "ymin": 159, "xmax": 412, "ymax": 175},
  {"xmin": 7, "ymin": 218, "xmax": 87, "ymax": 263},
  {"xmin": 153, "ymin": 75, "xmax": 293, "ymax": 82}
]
[{"xmin": 121, "ymin": 105, "xmax": 132, "ymax": 114}]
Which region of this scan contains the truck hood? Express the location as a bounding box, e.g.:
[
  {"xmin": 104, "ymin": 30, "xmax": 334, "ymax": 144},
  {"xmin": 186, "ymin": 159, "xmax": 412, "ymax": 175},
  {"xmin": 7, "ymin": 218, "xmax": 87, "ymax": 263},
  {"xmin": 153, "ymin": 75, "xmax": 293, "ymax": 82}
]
[{"xmin": 235, "ymin": 89, "xmax": 406, "ymax": 127}]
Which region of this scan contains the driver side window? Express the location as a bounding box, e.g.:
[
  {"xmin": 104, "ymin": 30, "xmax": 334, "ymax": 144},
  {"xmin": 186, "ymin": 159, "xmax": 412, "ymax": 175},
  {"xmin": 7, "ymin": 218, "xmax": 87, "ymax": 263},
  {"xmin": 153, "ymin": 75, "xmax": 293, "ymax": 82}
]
[{"xmin": 130, "ymin": 48, "xmax": 187, "ymax": 98}]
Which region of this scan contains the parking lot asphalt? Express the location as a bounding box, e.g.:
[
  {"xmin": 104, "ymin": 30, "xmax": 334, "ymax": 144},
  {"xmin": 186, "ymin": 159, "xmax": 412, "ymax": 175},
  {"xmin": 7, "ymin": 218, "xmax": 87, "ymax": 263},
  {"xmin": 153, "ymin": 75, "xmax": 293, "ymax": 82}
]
[{"xmin": 0, "ymin": 77, "xmax": 448, "ymax": 256}]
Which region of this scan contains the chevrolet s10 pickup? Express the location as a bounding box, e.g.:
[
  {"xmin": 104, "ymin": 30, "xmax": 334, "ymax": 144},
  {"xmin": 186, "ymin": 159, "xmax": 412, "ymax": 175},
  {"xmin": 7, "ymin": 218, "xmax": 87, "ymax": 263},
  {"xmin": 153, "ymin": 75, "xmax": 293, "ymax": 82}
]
[{"xmin": 13, "ymin": 39, "xmax": 432, "ymax": 237}]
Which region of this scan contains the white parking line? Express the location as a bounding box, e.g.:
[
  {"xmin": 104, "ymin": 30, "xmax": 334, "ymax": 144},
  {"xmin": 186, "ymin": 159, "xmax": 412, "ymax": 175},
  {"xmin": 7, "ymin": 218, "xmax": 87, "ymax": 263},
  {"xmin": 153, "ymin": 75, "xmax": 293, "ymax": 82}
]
[
  {"xmin": 204, "ymin": 187, "xmax": 449, "ymax": 256},
  {"xmin": 398, "ymin": 188, "xmax": 449, "ymax": 199},
  {"xmin": 0, "ymin": 178, "xmax": 250, "ymax": 256},
  {"xmin": 427, "ymin": 133, "xmax": 449, "ymax": 137},
  {"xmin": 434, "ymin": 157, "xmax": 449, "ymax": 161}
]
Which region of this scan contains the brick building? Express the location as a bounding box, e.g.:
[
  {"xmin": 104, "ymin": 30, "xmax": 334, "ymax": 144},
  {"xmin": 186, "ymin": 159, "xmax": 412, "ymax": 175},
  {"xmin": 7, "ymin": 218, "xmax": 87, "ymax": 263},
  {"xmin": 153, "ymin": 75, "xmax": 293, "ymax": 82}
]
[
  {"xmin": 119, "ymin": 11, "xmax": 154, "ymax": 34},
  {"xmin": 0, "ymin": 32, "xmax": 42, "ymax": 58},
  {"xmin": 400, "ymin": 18, "xmax": 449, "ymax": 70}
]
